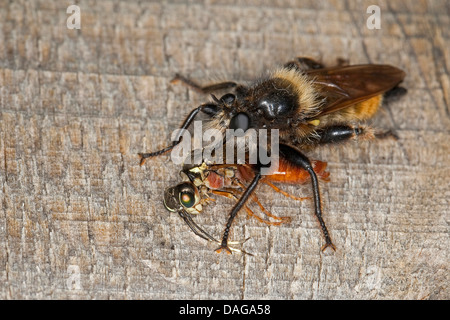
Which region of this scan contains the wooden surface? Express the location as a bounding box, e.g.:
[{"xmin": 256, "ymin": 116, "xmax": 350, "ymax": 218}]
[{"xmin": 0, "ymin": 0, "xmax": 448, "ymax": 300}]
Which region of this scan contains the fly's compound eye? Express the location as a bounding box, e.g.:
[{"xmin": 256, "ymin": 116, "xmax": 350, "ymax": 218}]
[
  {"xmin": 179, "ymin": 190, "xmax": 195, "ymax": 208},
  {"xmin": 229, "ymin": 112, "xmax": 250, "ymax": 132}
]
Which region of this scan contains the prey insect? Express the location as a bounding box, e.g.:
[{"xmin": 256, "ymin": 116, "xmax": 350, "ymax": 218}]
[
  {"xmin": 162, "ymin": 174, "xmax": 249, "ymax": 254},
  {"xmin": 164, "ymin": 158, "xmax": 330, "ymax": 253},
  {"xmin": 139, "ymin": 57, "xmax": 406, "ymax": 253}
]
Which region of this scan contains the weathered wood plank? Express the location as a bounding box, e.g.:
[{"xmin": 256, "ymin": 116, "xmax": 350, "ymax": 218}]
[{"xmin": 0, "ymin": 0, "xmax": 448, "ymax": 299}]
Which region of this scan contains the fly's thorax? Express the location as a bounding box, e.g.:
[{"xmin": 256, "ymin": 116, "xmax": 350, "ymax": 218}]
[{"xmin": 235, "ymin": 68, "xmax": 321, "ymax": 132}]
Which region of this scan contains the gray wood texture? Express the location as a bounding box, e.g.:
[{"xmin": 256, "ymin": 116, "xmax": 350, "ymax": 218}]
[{"xmin": 0, "ymin": 0, "xmax": 448, "ymax": 299}]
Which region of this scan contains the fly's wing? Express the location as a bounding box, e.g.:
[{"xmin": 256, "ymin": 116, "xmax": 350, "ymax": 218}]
[{"xmin": 305, "ymin": 64, "xmax": 406, "ymax": 118}]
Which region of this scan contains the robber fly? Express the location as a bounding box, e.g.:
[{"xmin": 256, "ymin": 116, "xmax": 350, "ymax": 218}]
[
  {"xmin": 163, "ymin": 158, "xmax": 330, "ymax": 252},
  {"xmin": 139, "ymin": 57, "xmax": 406, "ymax": 253}
]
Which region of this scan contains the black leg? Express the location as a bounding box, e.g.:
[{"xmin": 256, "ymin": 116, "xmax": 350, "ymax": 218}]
[
  {"xmin": 284, "ymin": 57, "xmax": 325, "ymax": 71},
  {"xmin": 383, "ymin": 86, "xmax": 407, "ymax": 103},
  {"xmin": 138, "ymin": 102, "xmax": 220, "ymax": 165},
  {"xmin": 336, "ymin": 57, "xmax": 349, "ymax": 66},
  {"xmin": 374, "ymin": 129, "xmax": 399, "ymax": 140},
  {"xmin": 318, "ymin": 125, "xmax": 366, "ymax": 145},
  {"xmin": 216, "ymin": 169, "xmax": 263, "ymax": 254},
  {"xmin": 171, "ymin": 73, "xmax": 238, "ymax": 94},
  {"xmin": 317, "ymin": 124, "xmax": 398, "ymax": 145},
  {"xmin": 279, "ymin": 144, "xmax": 335, "ymax": 251}
]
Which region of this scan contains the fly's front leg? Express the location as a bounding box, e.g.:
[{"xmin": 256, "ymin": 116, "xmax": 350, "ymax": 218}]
[
  {"xmin": 279, "ymin": 144, "xmax": 335, "ymax": 252},
  {"xmin": 171, "ymin": 74, "xmax": 239, "ymax": 94},
  {"xmin": 138, "ymin": 102, "xmax": 221, "ymax": 165}
]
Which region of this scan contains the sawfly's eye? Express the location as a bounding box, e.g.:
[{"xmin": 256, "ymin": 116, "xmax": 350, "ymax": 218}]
[
  {"xmin": 165, "ymin": 182, "xmax": 199, "ymax": 211},
  {"xmin": 229, "ymin": 112, "xmax": 250, "ymax": 132},
  {"xmin": 179, "ymin": 190, "xmax": 196, "ymax": 208}
]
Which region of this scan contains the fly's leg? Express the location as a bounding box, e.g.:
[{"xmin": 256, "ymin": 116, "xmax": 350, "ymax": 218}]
[
  {"xmin": 171, "ymin": 74, "xmax": 239, "ymax": 94},
  {"xmin": 138, "ymin": 102, "xmax": 219, "ymax": 165},
  {"xmin": 279, "ymin": 144, "xmax": 336, "ymax": 252},
  {"xmin": 284, "ymin": 57, "xmax": 325, "ymax": 71},
  {"xmin": 216, "ymin": 170, "xmax": 263, "ymax": 254},
  {"xmin": 317, "ymin": 124, "xmax": 399, "ymax": 145}
]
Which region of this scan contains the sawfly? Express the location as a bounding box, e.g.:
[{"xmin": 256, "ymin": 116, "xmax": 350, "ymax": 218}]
[{"xmin": 163, "ymin": 159, "xmax": 330, "ymax": 253}]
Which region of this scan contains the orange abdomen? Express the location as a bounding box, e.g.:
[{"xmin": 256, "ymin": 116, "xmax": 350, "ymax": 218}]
[
  {"xmin": 237, "ymin": 159, "xmax": 330, "ymax": 185},
  {"xmin": 264, "ymin": 159, "xmax": 329, "ymax": 184}
]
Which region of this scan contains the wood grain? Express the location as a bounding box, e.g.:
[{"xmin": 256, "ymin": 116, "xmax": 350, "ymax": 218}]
[{"xmin": 0, "ymin": 0, "xmax": 448, "ymax": 299}]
